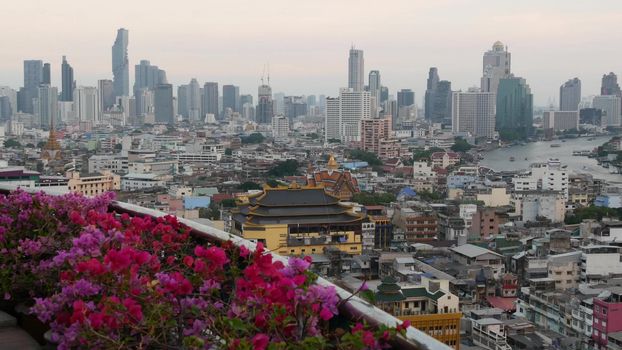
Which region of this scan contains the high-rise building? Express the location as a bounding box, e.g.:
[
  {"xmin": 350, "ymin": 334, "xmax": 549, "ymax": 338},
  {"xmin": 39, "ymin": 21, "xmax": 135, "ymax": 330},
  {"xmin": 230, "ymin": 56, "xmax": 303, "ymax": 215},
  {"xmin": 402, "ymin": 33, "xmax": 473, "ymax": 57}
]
[
  {"xmin": 425, "ymin": 68, "xmax": 439, "ymax": 120},
  {"xmin": 42, "ymin": 63, "xmax": 51, "ymax": 85},
  {"xmin": 424, "ymin": 68, "xmax": 453, "ymax": 125},
  {"xmin": 61, "ymin": 56, "xmax": 75, "ymax": 102},
  {"xmin": 202, "ymin": 82, "xmax": 219, "ymax": 118},
  {"xmin": 601, "ymin": 72, "xmax": 622, "ymax": 97},
  {"xmin": 271, "ymin": 115, "xmax": 289, "ymax": 140},
  {"xmin": 222, "ymin": 85, "xmax": 239, "ymax": 114},
  {"xmin": 177, "ymin": 85, "xmax": 189, "ymax": 118},
  {"xmin": 98, "ymin": 80, "xmax": 115, "ymax": 113},
  {"xmin": 451, "ymin": 89, "xmax": 496, "ymax": 138},
  {"xmin": 360, "ymin": 116, "xmax": 392, "ymax": 156},
  {"xmin": 188, "ymin": 79, "xmax": 201, "ymax": 122},
  {"xmin": 256, "ymin": 84, "xmax": 273, "ymax": 124},
  {"xmin": 21, "ymin": 60, "xmax": 43, "ymax": 113},
  {"xmin": 0, "ymin": 87, "xmax": 17, "ymax": 121},
  {"xmin": 397, "ymin": 89, "xmax": 415, "ymax": 108},
  {"xmin": 284, "ymin": 96, "xmax": 307, "ymax": 122},
  {"xmin": 134, "ymin": 60, "xmax": 167, "ymax": 95},
  {"xmin": 112, "ymin": 28, "xmax": 129, "ymax": 98},
  {"xmin": 481, "ymin": 41, "xmax": 511, "ymax": 94},
  {"xmin": 154, "ymin": 84, "xmax": 174, "ymax": 124},
  {"xmin": 543, "ymin": 111, "xmax": 579, "ymax": 131},
  {"xmin": 593, "ymin": 95, "xmax": 622, "ymax": 127},
  {"xmin": 73, "ymin": 86, "xmax": 100, "ymax": 123},
  {"xmin": 496, "ymin": 76, "xmax": 533, "ymax": 138},
  {"xmin": 559, "ymin": 78, "xmax": 581, "ymax": 111},
  {"xmin": 325, "ymin": 88, "xmax": 371, "ymax": 143},
  {"xmin": 380, "ymin": 87, "xmax": 389, "ymax": 104},
  {"xmin": 35, "ymin": 85, "xmax": 58, "ymax": 129},
  {"xmin": 348, "ymin": 47, "xmax": 364, "ymax": 92},
  {"xmin": 369, "ymin": 70, "xmax": 381, "ymax": 114},
  {"xmin": 240, "ymin": 94, "xmax": 253, "ymax": 112}
]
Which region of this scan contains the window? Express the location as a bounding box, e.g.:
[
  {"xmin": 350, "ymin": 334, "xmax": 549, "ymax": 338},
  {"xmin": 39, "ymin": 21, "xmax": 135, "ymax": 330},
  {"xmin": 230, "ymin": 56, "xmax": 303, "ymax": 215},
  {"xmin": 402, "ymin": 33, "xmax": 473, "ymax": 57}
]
[{"xmin": 603, "ymin": 308, "xmax": 607, "ymax": 315}]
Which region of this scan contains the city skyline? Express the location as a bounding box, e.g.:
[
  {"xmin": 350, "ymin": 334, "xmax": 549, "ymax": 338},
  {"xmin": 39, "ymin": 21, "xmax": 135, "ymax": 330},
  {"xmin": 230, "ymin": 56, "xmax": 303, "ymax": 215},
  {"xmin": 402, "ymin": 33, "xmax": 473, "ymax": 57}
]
[{"xmin": 1, "ymin": 1, "xmax": 621, "ymax": 105}]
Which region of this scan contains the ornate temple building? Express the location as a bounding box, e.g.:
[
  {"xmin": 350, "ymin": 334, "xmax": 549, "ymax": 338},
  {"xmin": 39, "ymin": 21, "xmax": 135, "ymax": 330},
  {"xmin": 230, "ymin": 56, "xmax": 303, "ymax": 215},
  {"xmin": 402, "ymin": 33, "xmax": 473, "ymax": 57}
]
[
  {"xmin": 231, "ymin": 182, "xmax": 364, "ymax": 256},
  {"xmin": 40, "ymin": 119, "xmax": 62, "ymax": 161},
  {"xmin": 307, "ymin": 155, "xmax": 360, "ymax": 201}
]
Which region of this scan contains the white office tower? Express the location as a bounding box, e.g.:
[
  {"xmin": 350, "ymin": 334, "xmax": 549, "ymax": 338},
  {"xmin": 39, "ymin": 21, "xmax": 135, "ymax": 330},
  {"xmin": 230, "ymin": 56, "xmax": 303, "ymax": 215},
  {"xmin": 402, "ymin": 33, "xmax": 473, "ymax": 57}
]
[
  {"xmin": 451, "ymin": 89, "xmax": 496, "ymax": 138},
  {"xmin": 325, "ymin": 88, "xmax": 371, "ymax": 143},
  {"xmin": 369, "ymin": 70, "xmax": 381, "ymax": 116},
  {"xmin": 271, "ymin": 115, "xmax": 289, "ymax": 141},
  {"xmin": 73, "ymin": 87, "xmax": 101, "ymax": 123},
  {"xmin": 593, "ymin": 95, "xmax": 622, "ymax": 127},
  {"xmin": 543, "ymin": 111, "xmax": 579, "ymax": 131},
  {"xmin": 348, "ymin": 47, "xmax": 364, "ymax": 92},
  {"xmin": 481, "ymin": 41, "xmax": 511, "ymax": 94}
]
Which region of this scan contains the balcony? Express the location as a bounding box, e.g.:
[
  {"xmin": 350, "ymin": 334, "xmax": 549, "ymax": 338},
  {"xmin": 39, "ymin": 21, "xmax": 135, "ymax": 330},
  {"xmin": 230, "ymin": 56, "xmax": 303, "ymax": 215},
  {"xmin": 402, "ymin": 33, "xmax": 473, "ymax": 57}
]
[{"xmin": 0, "ymin": 186, "xmax": 451, "ymax": 350}]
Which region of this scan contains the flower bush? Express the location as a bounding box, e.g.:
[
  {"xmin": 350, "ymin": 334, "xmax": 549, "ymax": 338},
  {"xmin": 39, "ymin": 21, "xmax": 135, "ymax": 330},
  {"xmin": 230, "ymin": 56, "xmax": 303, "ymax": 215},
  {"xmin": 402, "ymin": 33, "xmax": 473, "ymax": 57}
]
[
  {"xmin": 0, "ymin": 190, "xmax": 408, "ymax": 349},
  {"xmin": 0, "ymin": 190, "xmax": 115, "ymax": 302}
]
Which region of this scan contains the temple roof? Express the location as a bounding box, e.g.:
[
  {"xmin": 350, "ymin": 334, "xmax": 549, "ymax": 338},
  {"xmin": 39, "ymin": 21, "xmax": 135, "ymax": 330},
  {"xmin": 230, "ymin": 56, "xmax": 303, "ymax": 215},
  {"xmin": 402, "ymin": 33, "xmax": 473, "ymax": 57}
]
[{"xmin": 248, "ymin": 187, "xmax": 340, "ymax": 207}]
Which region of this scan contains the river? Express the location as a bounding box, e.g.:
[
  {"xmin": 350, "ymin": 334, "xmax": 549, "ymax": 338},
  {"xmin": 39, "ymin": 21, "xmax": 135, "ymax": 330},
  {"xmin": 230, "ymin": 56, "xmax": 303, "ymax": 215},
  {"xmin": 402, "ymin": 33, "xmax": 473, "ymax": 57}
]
[{"xmin": 479, "ymin": 136, "xmax": 622, "ymax": 184}]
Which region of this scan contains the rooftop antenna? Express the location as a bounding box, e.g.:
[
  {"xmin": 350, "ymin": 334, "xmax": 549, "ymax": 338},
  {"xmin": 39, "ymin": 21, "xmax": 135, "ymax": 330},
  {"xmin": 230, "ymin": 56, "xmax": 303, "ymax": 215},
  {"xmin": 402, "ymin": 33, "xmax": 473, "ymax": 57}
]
[
  {"xmin": 267, "ymin": 62, "xmax": 270, "ymax": 86},
  {"xmin": 261, "ymin": 64, "xmax": 265, "ymax": 86}
]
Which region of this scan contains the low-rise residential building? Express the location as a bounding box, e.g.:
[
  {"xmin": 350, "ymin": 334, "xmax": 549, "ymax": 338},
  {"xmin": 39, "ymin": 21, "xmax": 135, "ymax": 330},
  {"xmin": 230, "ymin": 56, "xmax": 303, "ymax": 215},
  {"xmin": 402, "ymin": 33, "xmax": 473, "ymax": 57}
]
[
  {"xmin": 121, "ymin": 173, "xmax": 167, "ymax": 191},
  {"xmin": 581, "ymin": 246, "xmax": 622, "ymax": 284},
  {"xmin": 593, "ymin": 287, "xmax": 622, "ymax": 349},
  {"xmin": 375, "ymin": 276, "xmax": 461, "ymax": 349},
  {"xmin": 431, "ymin": 152, "xmax": 460, "ymax": 169},
  {"xmin": 450, "ymin": 244, "xmax": 505, "ymax": 278},
  {"xmin": 66, "ymin": 170, "xmax": 121, "ymax": 196}
]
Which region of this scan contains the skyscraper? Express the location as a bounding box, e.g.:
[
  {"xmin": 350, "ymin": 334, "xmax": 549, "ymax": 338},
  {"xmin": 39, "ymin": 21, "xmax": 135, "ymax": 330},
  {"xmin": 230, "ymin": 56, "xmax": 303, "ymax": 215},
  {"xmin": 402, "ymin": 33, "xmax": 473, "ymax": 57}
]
[
  {"xmin": 481, "ymin": 41, "xmax": 511, "ymax": 94},
  {"xmin": 496, "ymin": 76, "xmax": 533, "ymax": 139},
  {"xmin": 73, "ymin": 86, "xmax": 100, "ymax": 123},
  {"xmin": 154, "ymin": 84, "xmax": 174, "ymax": 124},
  {"xmin": 256, "ymin": 84, "xmax": 273, "ymax": 124},
  {"xmin": 601, "ymin": 72, "xmax": 622, "ymax": 97},
  {"xmin": 134, "ymin": 60, "xmax": 167, "ymax": 93},
  {"xmin": 451, "ymin": 88, "xmax": 496, "ymax": 139},
  {"xmin": 42, "ymin": 63, "xmax": 51, "ymax": 85},
  {"xmin": 202, "ymin": 82, "xmax": 219, "ymax": 118},
  {"xmin": 348, "ymin": 47, "xmax": 364, "ymax": 92},
  {"xmin": 188, "ymin": 79, "xmax": 201, "ymax": 122},
  {"xmin": 283, "ymin": 96, "xmax": 307, "ymax": 122},
  {"xmin": 593, "ymin": 95, "xmax": 622, "ymax": 127},
  {"xmin": 397, "ymin": 89, "xmax": 415, "ymax": 108},
  {"xmin": 424, "ymin": 68, "xmax": 439, "ymax": 120},
  {"xmin": 98, "ymin": 79, "xmax": 115, "ymax": 112},
  {"xmin": 559, "ymin": 78, "xmax": 581, "ymax": 111},
  {"xmin": 112, "ymin": 28, "xmax": 129, "ymax": 98},
  {"xmin": 177, "ymin": 84, "xmax": 189, "ymax": 118},
  {"xmin": 35, "ymin": 85, "xmax": 58, "ymax": 129},
  {"xmin": 325, "ymin": 89, "xmax": 371, "ymax": 143},
  {"xmin": 21, "ymin": 60, "xmax": 43, "ymax": 113},
  {"xmin": 424, "ymin": 68, "xmax": 452, "ymax": 125},
  {"xmin": 222, "ymin": 85, "xmax": 239, "ymax": 114},
  {"xmin": 61, "ymin": 56, "xmax": 75, "ymax": 102}
]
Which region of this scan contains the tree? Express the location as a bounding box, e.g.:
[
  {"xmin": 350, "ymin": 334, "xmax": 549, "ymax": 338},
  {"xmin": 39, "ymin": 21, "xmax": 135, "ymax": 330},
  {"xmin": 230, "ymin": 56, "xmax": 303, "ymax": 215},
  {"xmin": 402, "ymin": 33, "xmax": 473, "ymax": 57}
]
[
  {"xmin": 565, "ymin": 205, "xmax": 622, "ymax": 224},
  {"xmin": 239, "ymin": 181, "xmax": 261, "ymax": 191},
  {"xmin": 348, "ymin": 149, "xmax": 382, "ymax": 166},
  {"xmin": 241, "ymin": 133, "xmax": 265, "ymax": 144},
  {"xmin": 37, "ymin": 141, "xmax": 47, "ymax": 149},
  {"xmin": 308, "ymin": 133, "xmax": 319, "ymax": 139},
  {"xmin": 4, "ymin": 139, "xmax": 21, "ymax": 148},
  {"xmin": 327, "ymin": 138, "xmax": 341, "ymax": 144},
  {"xmin": 352, "ymin": 192, "xmax": 396, "ymax": 205},
  {"xmin": 417, "ymin": 190, "xmax": 444, "ymax": 202},
  {"xmin": 266, "ymin": 179, "xmax": 280, "ymax": 188},
  {"xmin": 114, "ymin": 143, "xmax": 123, "ymax": 151},
  {"xmin": 220, "ymin": 198, "xmax": 237, "ymax": 208},
  {"xmin": 451, "ymin": 137, "xmax": 472, "ymax": 153},
  {"xmin": 267, "ymin": 159, "xmax": 300, "ymax": 177},
  {"xmin": 224, "ymin": 148, "xmax": 233, "ymax": 156}
]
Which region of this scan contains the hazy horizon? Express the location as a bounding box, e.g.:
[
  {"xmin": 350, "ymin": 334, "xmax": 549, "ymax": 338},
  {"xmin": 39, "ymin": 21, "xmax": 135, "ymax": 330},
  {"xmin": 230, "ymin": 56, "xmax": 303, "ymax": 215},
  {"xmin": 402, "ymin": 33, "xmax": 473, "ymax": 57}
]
[{"xmin": 2, "ymin": 0, "xmax": 621, "ymax": 105}]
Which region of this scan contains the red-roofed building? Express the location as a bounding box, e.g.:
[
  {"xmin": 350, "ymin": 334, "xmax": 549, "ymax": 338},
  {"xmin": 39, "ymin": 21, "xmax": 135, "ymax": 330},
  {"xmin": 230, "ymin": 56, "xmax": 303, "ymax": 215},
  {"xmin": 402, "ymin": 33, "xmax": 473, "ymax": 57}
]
[
  {"xmin": 486, "ymin": 296, "xmax": 517, "ymax": 313},
  {"xmin": 211, "ymin": 193, "xmax": 234, "ymax": 203},
  {"xmin": 306, "ymin": 155, "xmax": 360, "ymax": 200}
]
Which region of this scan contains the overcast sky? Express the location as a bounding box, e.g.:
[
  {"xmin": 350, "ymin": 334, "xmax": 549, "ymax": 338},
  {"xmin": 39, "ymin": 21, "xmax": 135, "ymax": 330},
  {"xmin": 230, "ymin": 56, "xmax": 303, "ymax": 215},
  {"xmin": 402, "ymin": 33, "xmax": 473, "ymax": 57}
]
[{"xmin": 1, "ymin": 0, "xmax": 621, "ymax": 105}]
